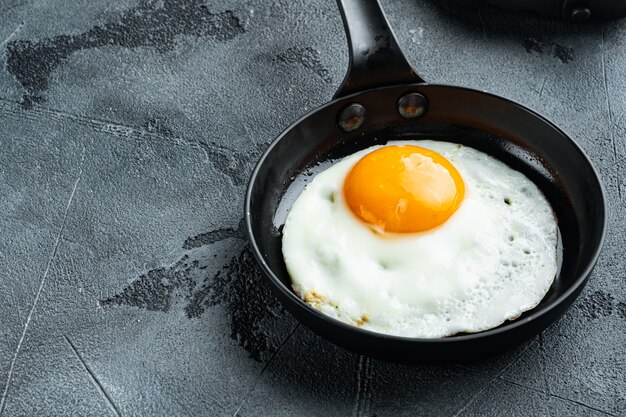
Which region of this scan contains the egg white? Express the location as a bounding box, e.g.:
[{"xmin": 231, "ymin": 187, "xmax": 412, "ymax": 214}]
[{"xmin": 281, "ymin": 140, "xmax": 558, "ymax": 338}]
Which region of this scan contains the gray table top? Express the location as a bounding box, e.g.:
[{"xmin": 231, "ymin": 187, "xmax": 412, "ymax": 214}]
[{"xmin": 1, "ymin": 0, "xmax": 624, "ymax": 416}]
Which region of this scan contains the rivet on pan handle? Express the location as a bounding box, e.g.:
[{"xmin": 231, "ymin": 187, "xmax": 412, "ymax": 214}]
[
  {"xmin": 398, "ymin": 93, "xmax": 428, "ymax": 119},
  {"xmin": 338, "ymin": 103, "xmax": 366, "ymax": 132}
]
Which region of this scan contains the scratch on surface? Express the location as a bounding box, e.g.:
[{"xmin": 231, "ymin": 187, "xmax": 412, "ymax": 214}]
[
  {"xmin": 0, "ymin": 22, "xmax": 23, "ymax": 49},
  {"xmin": 0, "ymin": 150, "xmax": 85, "ymax": 416},
  {"xmin": 352, "ymin": 355, "xmax": 373, "ymax": 417},
  {"xmin": 476, "ymin": 9, "xmax": 487, "ymax": 40},
  {"xmin": 0, "ymin": 96, "xmax": 149, "ymax": 136},
  {"xmin": 538, "ymin": 333, "xmax": 551, "ymax": 392},
  {"xmin": 616, "ymin": 157, "xmax": 625, "ymax": 200},
  {"xmin": 538, "ymin": 78, "xmax": 547, "ymax": 97},
  {"xmin": 0, "ymin": 97, "xmax": 257, "ymax": 186},
  {"xmin": 453, "ymin": 363, "xmax": 474, "ymax": 373},
  {"xmin": 537, "ymin": 333, "xmax": 552, "ymax": 414},
  {"xmin": 600, "ymin": 28, "xmax": 617, "ymax": 162},
  {"xmin": 451, "ymin": 338, "xmax": 538, "ymax": 417},
  {"xmin": 232, "ymin": 323, "xmax": 300, "ymax": 417},
  {"xmin": 499, "ymin": 378, "xmax": 619, "ymax": 417},
  {"xmin": 293, "ymin": 9, "xmax": 306, "ymax": 32},
  {"xmin": 64, "ymin": 336, "xmax": 122, "ymax": 417}
]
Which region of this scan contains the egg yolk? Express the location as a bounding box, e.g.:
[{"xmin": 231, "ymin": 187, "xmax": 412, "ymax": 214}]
[{"xmin": 343, "ymin": 145, "xmax": 465, "ymax": 233}]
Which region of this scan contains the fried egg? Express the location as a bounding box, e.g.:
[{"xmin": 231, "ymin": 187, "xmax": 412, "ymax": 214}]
[{"xmin": 281, "ymin": 140, "xmax": 558, "ymax": 338}]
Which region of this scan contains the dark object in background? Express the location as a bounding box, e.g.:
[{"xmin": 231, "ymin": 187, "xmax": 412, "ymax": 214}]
[
  {"xmin": 486, "ymin": 0, "xmax": 626, "ymax": 22},
  {"xmin": 245, "ymin": 0, "xmax": 606, "ymax": 361}
]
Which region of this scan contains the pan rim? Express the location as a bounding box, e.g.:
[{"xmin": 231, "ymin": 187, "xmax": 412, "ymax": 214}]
[{"xmin": 244, "ymin": 82, "xmax": 608, "ymax": 345}]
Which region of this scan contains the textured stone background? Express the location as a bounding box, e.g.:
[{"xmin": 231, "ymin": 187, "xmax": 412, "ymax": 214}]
[{"xmin": 0, "ymin": 0, "xmax": 625, "ymax": 416}]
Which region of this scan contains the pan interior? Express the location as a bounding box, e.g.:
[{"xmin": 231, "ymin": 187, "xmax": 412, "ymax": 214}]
[{"xmin": 248, "ymin": 84, "xmax": 604, "ymax": 339}]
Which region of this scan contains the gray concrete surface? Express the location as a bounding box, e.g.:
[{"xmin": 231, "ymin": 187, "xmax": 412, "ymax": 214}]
[{"xmin": 0, "ymin": 0, "xmax": 624, "ymax": 416}]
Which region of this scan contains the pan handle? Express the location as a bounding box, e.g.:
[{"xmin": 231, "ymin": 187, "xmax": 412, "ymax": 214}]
[{"xmin": 333, "ymin": 0, "xmax": 424, "ymax": 99}]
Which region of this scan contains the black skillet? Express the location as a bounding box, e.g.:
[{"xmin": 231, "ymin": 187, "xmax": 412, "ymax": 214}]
[{"xmin": 245, "ymin": 0, "xmax": 606, "ymax": 361}]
